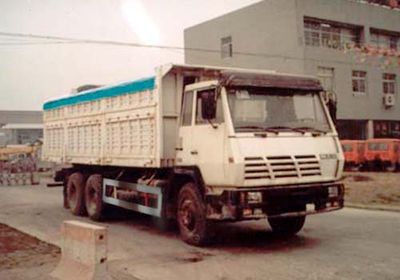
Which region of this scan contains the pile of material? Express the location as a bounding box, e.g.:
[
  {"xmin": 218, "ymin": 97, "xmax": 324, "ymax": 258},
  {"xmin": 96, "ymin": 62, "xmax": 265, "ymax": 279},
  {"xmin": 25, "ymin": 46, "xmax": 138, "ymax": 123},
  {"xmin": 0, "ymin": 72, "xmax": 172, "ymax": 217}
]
[{"xmin": 0, "ymin": 144, "xmax": 39, "ymax": 185}]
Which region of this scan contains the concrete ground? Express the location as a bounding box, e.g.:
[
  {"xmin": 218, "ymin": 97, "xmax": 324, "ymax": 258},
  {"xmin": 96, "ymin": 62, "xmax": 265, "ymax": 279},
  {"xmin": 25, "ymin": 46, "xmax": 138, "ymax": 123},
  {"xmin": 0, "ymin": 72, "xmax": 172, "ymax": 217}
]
[{"xmin": 0, "ymin": 184, "xmax": 399, "ymax": 280}]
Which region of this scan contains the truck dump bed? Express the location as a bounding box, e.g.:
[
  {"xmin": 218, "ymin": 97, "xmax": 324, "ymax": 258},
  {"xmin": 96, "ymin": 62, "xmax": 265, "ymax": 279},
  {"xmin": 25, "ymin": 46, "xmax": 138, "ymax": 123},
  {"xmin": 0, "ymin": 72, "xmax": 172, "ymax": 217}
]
[{"xmin": 43, "ymin": 76, "xmax": 161, "ymax": 167}]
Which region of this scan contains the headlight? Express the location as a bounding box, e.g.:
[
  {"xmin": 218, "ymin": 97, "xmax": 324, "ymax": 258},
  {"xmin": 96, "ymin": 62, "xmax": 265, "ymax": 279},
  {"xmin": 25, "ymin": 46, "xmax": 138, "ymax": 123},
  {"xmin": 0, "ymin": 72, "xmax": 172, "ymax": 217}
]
[
  {"xmin": 247, "ymin": 192, "xmax": 262, "ymax": 204},
  {"xmin": 328, "ymin": 186, "xmax": 338, "ymax": 198}
]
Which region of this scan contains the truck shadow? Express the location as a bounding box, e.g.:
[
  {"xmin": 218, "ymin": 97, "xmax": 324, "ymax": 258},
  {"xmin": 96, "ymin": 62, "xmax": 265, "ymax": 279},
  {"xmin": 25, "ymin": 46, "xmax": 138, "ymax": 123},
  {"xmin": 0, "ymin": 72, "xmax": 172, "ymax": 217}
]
[
  {"xmin": 207, "ymin": 222, "xmax": 320, "ymax": 253},
  {"xmin": 105, "ymin": 207, "xmax": 320, "ymax": 253}
]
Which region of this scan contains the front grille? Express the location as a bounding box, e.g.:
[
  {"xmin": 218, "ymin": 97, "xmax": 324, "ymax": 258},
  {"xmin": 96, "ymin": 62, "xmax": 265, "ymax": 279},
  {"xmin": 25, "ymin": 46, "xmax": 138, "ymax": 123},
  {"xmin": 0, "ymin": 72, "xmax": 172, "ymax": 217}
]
[
  {"xmin": 244, "ymin": 155, "xmax": 321, "ymax": 181},
  {"xmin": 268, "ymin": 156, "xmax": 297, "ymax": 178},
  {"xmin": 244, "ymin": 157, "xmax": 270, "ymax": 180},
  {"xmin": 295, "ymin": 155, "xmax": 321, "ymax": 177}
]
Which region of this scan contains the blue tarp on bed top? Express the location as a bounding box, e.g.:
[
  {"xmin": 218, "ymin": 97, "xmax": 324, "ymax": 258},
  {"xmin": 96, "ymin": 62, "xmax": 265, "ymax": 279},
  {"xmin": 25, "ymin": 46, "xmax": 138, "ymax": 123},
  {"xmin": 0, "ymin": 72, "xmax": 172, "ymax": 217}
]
[{"xmin": 43, "ymin": 76, "xmax": 155, "ymax": 111}]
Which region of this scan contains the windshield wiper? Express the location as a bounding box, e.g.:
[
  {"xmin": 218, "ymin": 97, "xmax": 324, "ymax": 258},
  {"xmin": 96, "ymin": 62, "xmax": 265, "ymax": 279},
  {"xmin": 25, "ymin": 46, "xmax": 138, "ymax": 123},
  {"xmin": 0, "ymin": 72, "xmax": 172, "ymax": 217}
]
[
  {"xmin": 266, "ymin": 126, "xmax": 307, "ymax": 134},
  {"xmin": 235, "ymin": 125, "xmax": 264, "ymax": 130},
  {"xmin": 236, "ymin": 125, "xmax": 328, "ymax": 135},
  {"xmin": 294, "ymin": 126, "xmax": 328, "ymax": 135},
  {"xmin": 235, "ymin": 126, "xmax": 279, "ymax": 134}
]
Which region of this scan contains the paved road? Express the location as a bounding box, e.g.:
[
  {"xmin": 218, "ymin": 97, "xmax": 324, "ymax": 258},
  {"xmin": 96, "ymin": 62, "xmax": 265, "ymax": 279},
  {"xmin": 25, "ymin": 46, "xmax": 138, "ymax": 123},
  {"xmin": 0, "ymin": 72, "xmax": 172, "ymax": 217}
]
[{"xmin": 0, "ymin": 184, "xmax": 399, "ymax": 280}]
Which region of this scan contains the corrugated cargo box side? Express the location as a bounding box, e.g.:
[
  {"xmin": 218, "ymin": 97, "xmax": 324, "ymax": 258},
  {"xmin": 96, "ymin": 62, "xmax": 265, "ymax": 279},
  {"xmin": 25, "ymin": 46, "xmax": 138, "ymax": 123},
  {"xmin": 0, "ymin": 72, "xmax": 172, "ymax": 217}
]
[{"xmin": 42, "ymin": 77, "xmax": 163, "ymax": 168}]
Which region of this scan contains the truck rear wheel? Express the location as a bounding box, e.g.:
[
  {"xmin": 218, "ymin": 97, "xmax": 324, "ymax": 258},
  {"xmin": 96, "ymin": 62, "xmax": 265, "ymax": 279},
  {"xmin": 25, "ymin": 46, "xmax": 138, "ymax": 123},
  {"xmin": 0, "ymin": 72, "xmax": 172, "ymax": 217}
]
[
  {"xmin": 66, "ymin": 172, "xmax": 86, "ymax": 216},
  {"xmin": 85, "ymin": 174, "xmax": 105, "ymax": 221},
  {"xmin": 268, "ymin": 216, "xmax": 306, "ymax": 236},
  {"xmin": 177, "ymin": 182, "xmax": 208, "ymax": 246}
]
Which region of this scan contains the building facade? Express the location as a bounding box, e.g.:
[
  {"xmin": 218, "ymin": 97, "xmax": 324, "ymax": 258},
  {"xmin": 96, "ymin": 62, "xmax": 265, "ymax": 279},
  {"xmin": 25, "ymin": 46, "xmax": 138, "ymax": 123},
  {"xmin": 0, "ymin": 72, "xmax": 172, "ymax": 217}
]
[
  {"xmin": 184, "ymin": 0, "xmax": 400, "ymax": 139},
  {"xmin": 0, "ymin": 111, "xmax": 43, "ymax": 145}
]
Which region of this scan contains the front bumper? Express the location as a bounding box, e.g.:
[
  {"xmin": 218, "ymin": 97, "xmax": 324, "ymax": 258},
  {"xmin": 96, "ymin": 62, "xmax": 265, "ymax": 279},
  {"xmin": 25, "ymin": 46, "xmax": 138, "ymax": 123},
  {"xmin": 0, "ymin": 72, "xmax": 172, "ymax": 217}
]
[{"xmin": 206, "ymin": 182, "xmax": 344, "ymax": 221}]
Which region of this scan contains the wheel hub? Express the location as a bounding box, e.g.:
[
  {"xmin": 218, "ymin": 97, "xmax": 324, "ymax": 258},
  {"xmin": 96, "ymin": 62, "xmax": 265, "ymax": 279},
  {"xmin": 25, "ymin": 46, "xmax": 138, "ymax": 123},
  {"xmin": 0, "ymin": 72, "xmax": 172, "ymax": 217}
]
[
  {"xmin": 68, "ymin": 185, "xmax": 77, "ymax": 206},
  {"xmin": 87, "ymin": 187, "xmax": 97, "ymax": 213},
  {"xmin": 180, "ymin": 200, "xmax": 196, "ymax": 231}
]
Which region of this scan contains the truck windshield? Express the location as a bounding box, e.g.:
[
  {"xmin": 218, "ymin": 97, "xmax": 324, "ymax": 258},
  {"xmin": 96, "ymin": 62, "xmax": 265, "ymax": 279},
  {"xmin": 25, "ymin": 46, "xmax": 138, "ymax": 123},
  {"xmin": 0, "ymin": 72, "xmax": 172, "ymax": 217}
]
[{"xmin": 227, "ymin": 87, "xmax": 331, "ymax": 133}]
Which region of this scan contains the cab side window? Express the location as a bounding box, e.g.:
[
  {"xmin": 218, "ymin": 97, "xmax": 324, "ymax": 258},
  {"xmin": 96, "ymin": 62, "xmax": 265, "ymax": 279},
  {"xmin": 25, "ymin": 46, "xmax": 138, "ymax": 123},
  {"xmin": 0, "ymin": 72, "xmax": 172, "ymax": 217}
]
[
  {"xmin": 182, "ymin": 91, "xmax": 194, "ymax": 126},
  {"xmin": 195, "ymin": 89, "xmax": 224, "ymax": 125}
]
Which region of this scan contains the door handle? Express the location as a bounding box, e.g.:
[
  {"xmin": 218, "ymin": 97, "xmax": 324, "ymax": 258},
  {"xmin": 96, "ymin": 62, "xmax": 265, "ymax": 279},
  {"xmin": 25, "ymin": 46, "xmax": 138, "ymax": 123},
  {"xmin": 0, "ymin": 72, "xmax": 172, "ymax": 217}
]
[{"xmin": 190, "ymin": 150, "xmax": 198, "ymax": 155}]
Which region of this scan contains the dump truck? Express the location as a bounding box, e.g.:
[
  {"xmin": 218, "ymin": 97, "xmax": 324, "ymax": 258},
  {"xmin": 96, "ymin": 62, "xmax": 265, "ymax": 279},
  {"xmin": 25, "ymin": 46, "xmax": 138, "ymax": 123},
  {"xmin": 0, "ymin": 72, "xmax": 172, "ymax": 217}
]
[{"xmin": 43, "ymin": 64, "xmax": 345, "ymax": 245}]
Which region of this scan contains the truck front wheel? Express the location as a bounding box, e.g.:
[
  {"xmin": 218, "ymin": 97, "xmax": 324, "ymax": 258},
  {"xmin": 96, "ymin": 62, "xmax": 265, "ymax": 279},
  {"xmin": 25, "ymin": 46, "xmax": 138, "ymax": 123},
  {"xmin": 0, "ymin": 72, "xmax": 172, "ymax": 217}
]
[
  {"xmin": 177, "ymin": 182, "xmax": 208, "ymax": 246},
  {"xmin": 85, "ymin": 174, "xmax": 105, "ymax": 221},
  {"xmin": 66, "ymin": 172, "xmax": 86, "ymax": 216},
  {"xmin": 268, "ymin": 215, "xmax": 306, "ymax": 236}
]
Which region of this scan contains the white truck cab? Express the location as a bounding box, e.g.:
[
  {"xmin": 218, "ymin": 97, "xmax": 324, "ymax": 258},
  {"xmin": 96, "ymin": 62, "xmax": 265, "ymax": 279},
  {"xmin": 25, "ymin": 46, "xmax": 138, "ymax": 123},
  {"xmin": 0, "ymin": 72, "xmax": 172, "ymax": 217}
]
[
  {"xmin": 174, "ymin": 70, "xmax": 344, "ymax": 234},
  {"xmin": 177, "ymin": 73, "xmax": 343, "ymax": 187}
]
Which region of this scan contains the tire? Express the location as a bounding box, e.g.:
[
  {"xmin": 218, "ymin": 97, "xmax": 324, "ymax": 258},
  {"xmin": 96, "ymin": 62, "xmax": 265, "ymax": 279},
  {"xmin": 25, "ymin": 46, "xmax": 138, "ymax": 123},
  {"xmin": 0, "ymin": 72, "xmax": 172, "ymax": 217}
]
[
  {"xmin": 63, "ymin": 179, "xmax": 70, "ymax": 209},
  {"xmin": 268, "ymin": 215, "xmax": 306, "ymax": 236},
  {"xmin": 66, "ymin": 172, "xmax": 86, "ymax": 216},
  {"xmin": 85, "ymin": 174, "xmax": 105, "ymax": 221},
  {"xmin": 177, "ymin": 182, "xmax": 209, "ymax": 246}
]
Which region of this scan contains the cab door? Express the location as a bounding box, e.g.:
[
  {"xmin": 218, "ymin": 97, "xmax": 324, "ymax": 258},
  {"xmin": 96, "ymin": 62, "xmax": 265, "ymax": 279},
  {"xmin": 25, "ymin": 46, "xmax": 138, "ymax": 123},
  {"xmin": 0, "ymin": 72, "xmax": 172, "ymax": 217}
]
[
  {"xmin": 176, "ymin": 90, "xmax": 195, "ymax": 166},
  {"xmin": 176, "ymin": 84, "xmax": 227, "ymax": 185},
  {"xmin": 190, "ymin": 88, "xmax": 226, "ymax": 185}
]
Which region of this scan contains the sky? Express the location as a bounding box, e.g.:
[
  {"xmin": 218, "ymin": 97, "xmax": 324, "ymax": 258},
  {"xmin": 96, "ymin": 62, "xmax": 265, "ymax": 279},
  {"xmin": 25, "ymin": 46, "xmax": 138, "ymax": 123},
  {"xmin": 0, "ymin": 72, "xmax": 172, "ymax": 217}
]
[{"xmin": 0, "ymin": 0, "xmax": 261, "ymax": 110}]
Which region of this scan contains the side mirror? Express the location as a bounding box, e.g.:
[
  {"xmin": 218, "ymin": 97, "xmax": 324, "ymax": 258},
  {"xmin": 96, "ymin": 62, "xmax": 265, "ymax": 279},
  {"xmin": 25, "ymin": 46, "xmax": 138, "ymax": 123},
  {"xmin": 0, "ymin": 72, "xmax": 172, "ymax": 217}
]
[
  {"xmin": 200, "ymin": 90, "xmax": 217, "ymax": 120},
  {"xmin": 322, "ymin": 91, "xmax": 337, "ymax": 125},
  {"xmin": 327, "ymin": 98, "xmax": 337, "ymax": 125}
]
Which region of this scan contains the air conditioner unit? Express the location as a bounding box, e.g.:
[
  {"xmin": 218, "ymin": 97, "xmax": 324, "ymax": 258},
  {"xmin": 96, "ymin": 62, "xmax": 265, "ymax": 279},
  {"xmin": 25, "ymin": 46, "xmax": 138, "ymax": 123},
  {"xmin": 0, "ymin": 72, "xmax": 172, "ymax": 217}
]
[{"xmin": 383, "ymin": 94, "xmax": 395, "ymax": 107}]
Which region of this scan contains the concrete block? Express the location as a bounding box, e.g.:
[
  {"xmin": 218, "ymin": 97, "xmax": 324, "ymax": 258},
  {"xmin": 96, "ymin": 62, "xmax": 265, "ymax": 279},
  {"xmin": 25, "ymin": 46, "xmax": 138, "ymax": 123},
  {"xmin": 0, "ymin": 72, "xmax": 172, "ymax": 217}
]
[{"xmin": 51, "ymin": 220, "xmax": 112, "ymax": 280}]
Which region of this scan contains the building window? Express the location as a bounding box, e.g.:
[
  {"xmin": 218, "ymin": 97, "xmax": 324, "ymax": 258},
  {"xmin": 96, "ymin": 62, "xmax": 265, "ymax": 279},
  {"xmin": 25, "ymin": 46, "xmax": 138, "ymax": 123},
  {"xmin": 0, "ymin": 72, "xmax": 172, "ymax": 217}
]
[
  {"xmin": 352, "ymin": 71, "xmax": 367, "ymax": 95},
  {"xmin": 336, "ymin": 120, "xmax": 367, "ymax": 140},
  {"xmin": 374, "ymin": 120, "xmax": 400, "ymax": 138},
  {"xmin": 317, "ymin": 67, "xmax": 335, "ymax": 92},
  {"xmin": 355, "ymin": 0, "xmax": 399, "ymax": 9},
  {"xmin": 304, "ymin": 21, "xmax": 321, "ymax": 47},
  {"xmin": 370, "ymin": 29, "xmax": 400, "ymax": 50},
  {"xmin": 383, "ymin": 73, "xmax": 396, "ymax": 95},
  {"xmin": 221, "ymin": 36, "xmax": 232, "ymax": 58},
  {"xmin": 304, "ymin": 17, "xmax": 361, "ymax": 49}
]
